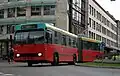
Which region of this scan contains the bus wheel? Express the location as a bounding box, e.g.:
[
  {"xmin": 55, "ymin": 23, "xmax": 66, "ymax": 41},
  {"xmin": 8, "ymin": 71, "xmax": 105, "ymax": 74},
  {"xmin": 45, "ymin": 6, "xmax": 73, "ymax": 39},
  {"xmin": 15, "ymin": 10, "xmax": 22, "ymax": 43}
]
[
  {"xmin": 27, "ymin": 62, "xmax": 32, "ymax": 66},
  {"xmin": 68, "ymin": 54, "xmax": 76, "ymax": 65},
  {"xmin": 52, "ymin": 53, "xmax": 59, "ymax": 66}
]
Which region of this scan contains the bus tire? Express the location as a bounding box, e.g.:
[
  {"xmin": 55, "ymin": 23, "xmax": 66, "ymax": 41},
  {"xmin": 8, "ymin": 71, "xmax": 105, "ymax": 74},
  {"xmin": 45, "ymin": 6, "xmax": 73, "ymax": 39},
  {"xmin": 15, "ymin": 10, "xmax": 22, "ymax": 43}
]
[
  {"xmin": 52, "ymin": 53, "xmax": 59, "ymax": 66},
  {"xmin": 28, "ymin": 62, "xmax": 32, "ymax": 66},
  {"xmin": 68, "ymin": 54, "xmax": 76, "ymax": 65}
]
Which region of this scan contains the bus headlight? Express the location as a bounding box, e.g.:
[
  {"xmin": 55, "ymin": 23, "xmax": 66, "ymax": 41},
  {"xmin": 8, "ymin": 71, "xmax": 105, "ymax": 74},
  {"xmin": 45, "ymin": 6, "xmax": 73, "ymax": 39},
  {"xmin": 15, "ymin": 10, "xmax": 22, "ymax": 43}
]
[
  {"xmin": 38, "ymin": 53, "xmax": 42, "ymax": 56},
  {"xmin": 16, "ymin": 54, "xmax": 20, "ymax": 57}
]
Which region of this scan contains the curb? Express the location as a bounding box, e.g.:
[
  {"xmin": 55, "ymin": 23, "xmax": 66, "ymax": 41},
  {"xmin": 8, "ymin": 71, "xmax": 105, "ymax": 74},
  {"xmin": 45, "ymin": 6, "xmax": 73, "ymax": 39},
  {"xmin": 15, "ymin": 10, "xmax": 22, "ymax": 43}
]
[{"xmin": 75, "ymin": 64, "xmax": 120, "ymax": 69}]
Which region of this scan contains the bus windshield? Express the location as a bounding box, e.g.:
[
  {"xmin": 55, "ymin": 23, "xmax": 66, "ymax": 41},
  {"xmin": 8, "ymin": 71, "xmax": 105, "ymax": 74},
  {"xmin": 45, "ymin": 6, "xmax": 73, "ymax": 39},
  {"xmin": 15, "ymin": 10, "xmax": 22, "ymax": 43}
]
[{"xmin": 14, "ymin": 30, "xmax": 44, "ymax": 44}]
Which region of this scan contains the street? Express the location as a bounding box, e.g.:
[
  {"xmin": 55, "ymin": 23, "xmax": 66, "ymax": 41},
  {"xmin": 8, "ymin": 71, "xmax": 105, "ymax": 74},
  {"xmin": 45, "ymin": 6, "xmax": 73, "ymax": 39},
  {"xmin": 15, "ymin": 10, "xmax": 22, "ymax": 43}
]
[{"xmin": 0, "ymin": 62, "xmax": 120, "ymax": 76}]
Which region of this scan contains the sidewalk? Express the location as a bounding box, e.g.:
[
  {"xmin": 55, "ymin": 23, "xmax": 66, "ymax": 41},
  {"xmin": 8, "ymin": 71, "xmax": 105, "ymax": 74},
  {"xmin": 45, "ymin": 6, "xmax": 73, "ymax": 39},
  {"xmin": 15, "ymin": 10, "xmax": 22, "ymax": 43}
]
[
  {"xmin": 75, "ymin": 59, "xmax": 120, "ymax": 69},
  {"xmin": 76, "ymin": 63, "xmax": 120, "ymax": 69},
  {"xmin": 0, "ymin": 60, "xmax": 7, "ymax": 62},
  {"xmin": 94, "ymin": 59, "xmax": 120, "ymax": 63}
]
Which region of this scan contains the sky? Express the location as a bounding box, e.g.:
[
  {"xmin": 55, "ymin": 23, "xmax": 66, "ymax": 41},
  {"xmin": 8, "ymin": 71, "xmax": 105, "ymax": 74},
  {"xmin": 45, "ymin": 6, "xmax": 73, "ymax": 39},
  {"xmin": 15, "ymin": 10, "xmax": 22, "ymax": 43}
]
[{"xmin": 96, "ymin": 0, "xmax": 120, "ymax": 20}]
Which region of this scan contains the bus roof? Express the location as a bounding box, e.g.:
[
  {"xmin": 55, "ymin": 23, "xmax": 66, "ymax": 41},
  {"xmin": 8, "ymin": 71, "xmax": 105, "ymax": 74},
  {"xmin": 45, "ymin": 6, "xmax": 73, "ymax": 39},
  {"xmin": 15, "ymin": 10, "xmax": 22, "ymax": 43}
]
[
  {"xmin": 14, "ymin": 22, "xmax": 102, "ymax": 43},
  {"xmin": 81, "ymin": 37, "xmax": 102, "ymax": 43},
  {"xmin": 14, "ymin": 22, "xmax": 78, "ymax": 38},
  {"xmin": 45, "ymin": 23, "xmax": 78, "ymax": 38}
]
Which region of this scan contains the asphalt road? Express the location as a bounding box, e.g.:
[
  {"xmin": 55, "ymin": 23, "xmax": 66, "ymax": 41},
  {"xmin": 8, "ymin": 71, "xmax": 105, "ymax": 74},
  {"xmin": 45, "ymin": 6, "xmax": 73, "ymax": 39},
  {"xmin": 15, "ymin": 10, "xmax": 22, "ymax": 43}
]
[{"xmin": 0, "ymin": 62, "xmax": 120, "ymax": 76}]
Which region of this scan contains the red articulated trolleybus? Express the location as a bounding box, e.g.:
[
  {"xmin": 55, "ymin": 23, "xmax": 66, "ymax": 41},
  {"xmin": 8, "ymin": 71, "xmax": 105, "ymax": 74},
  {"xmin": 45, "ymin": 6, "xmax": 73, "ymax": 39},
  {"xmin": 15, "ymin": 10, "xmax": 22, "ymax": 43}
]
[
  {"xmin": 12, "ymin": 22, "xmax": 104, "ymax": 66},
  {"xmin": 13, "ymin": 22, "xmax": 78, "ymax": 66}
]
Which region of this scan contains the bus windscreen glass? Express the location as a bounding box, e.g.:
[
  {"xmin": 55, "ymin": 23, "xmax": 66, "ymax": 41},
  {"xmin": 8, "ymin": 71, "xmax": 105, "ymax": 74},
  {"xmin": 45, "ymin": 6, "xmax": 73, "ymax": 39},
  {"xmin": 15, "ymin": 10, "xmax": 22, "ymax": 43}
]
[{"xmin": 14, "ymin": 30, "xmax": 44, "ymax": 44}]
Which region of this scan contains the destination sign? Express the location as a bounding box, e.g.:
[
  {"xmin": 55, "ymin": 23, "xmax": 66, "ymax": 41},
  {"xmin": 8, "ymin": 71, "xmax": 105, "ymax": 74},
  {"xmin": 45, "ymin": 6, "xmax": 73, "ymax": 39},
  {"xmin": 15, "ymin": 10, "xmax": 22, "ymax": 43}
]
[{"xmin": 21, "ymin": 24, "xmax": 37, "ymax": 29}]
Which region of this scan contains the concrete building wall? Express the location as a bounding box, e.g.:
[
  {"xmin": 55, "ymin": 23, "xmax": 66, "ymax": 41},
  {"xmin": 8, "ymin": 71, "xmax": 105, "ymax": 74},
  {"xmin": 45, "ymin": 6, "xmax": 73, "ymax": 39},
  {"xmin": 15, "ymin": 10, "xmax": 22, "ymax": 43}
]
[
  {"xmin": 55, "ymin": 0, "xmax": 69, "ymax": 31},
  {"xmin": 0, "ymin": 0, "xmax": 57, "ymax": 57}
]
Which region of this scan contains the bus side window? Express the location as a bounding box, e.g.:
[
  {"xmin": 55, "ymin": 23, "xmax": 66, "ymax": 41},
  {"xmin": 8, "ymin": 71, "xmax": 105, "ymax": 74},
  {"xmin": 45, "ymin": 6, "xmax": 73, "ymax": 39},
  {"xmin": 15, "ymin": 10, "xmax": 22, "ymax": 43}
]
[
  {"xmin": 72, "ymin": 38, "xmax": 76, "ymax": 48},
  {"xmin": 46, "ymin": 31, "xmax": 52, "ymax": 44},
  {"xmin": 69, "ymin": 37, "xmax": 71, "ymax": 47},
  {"xmin": 71, "ymin": 38, "xmax": 74, "ymax": 47},
  {"xmin": 88, "ymin": 42, "xmax": 91, "ymax": 50},
  {"xmin": 66, "ymin": 36, "xmax": 69, "ymax": 46},
  {"xmin": 58, "ymin": 32, "xmax": 62, "ymax": 44},
  {"xmin": 54, "ymin": 31, "xmax": 58, "ymax": 44},
  {"xmin": 62, "ymin": 35, "xmax": 66, "ymax": 46},
  {"xmin": 83, "ymin": 41, "xmax": 88, "ymax": 50},
  {"xmin": 91, "ymin": 42, "xmax": 95, "ymax": 50}
]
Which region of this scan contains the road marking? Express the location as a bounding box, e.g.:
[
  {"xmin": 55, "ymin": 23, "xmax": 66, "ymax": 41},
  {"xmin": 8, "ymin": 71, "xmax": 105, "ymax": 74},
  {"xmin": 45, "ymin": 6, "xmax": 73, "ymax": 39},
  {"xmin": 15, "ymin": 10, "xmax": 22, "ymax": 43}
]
[
  {"xmin": 4, "ymin": 74, "xmax": 14, "ymax": 76},
  {"xmin": 0, "ymin": 72, "xmax": 17, "ymax": 76},
  {"xmin": 0, "ymin": 72, "xmax": 4, "ymax": 75}
]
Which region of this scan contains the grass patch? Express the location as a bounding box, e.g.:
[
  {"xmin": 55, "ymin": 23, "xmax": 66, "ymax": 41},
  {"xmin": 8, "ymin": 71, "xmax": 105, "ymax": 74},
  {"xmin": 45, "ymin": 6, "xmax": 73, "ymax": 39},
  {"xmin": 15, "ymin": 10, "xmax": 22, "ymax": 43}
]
[{"xmin": 79, "ymin": 62, "xmax": 120, "ymax": 67}]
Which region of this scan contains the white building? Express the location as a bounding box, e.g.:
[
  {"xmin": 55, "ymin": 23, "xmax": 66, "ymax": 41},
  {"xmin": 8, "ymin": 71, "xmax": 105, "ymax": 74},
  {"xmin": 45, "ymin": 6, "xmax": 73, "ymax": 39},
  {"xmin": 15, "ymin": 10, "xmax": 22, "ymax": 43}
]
[{"xmin": 88, "ymin": 0, "xmax": 118, "ymax": 50}]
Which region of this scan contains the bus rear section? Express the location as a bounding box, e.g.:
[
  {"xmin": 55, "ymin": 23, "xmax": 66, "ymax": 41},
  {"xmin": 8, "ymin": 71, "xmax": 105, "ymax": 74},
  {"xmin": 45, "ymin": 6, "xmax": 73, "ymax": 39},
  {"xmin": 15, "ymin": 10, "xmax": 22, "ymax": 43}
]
[{"xmin": 77, "ymin": 37, "xmax": 105, "ymax": 62}]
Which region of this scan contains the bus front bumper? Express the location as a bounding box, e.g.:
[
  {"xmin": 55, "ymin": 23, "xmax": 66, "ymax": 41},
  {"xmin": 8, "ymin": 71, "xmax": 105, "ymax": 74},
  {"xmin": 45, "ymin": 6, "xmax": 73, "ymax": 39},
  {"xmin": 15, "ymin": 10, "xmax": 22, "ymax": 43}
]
[{"xmin": 14, "ymin": 56, "xmax": 47, "ymax": 62}]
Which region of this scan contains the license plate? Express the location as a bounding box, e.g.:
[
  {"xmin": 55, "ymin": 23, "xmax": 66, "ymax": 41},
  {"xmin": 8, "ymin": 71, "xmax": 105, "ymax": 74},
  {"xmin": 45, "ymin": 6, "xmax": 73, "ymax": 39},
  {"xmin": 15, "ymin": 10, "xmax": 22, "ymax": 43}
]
[{"xmin": 23, "ymin": 57, "xmax": 32, "ymax": 60}]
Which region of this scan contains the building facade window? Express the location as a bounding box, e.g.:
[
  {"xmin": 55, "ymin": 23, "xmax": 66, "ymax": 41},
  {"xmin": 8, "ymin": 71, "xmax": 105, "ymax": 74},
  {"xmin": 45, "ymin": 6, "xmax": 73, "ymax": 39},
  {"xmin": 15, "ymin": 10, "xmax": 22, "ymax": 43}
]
[
  {"xmin": 96, "ymin": 22, "xmax": 98, "ymax": 31},
  {"xmin": 91, "ymin": 32, "xmax": 94, "ymax": 39},
  {"xmin": 0, "ymin": 9, "xmax": 4, "ymax": 18},
  {"xmin": 96, "ymin": 23, "xmax": 101, "ymax": 32},
  {"xmin": 73, "ymin": 10, "xmax": 77, "ymax": 20},
  {"xmin": 89, "ymin": 5, "xmax": 92, "ymax": 15},
  {"xmin": 17, "ymin": 7, "xmax": 26, "ymax": 17},
  {"xmin": 92, "ymin": 20, "xmax": 95, "ymax": 29},
  {"xmin": 7, "ymin": 25, "xmax": 11, "ymax": 34},
  {"xmin": 89, "ymin": 18, "xmax": 91, "ymax": 27},
  {"xmin": 107, "ymin": 20, "xmax": 110, "ymax": 27},
  {"xmin": 111, "ymin": 23, "xmax": 114, "ymax": 30},
  {"xmin": 111, "ymin": 41, "xmax": 113, "ymax": 46},
  {"xmin": 97, "ymin": 11, "xmax": 101, "ymax": 21},
  {"xmin": 102, "ymin": 26, "xmax": 106, "ymax": 35},
  {"xmin": 93, "ymin": 33, "xmax": 95, "ymax": 39},
  {"xmin": 91, "ymin": 6, "xmax": 94, "ymax": 16},
  {"xmin": 102, "ymin": 37, "xmax": 106, "ymax": 43},
  {"xmin": 0, "ymin": 26, "xmax": 3, "ymax": 34},
  {"xmin": 96, "ymin": 34, "xmax": 101, "ymax": 41},
  {"xmin": 89, "ymin": 31, "xmax": 92, "ymax": 38},
  {"xmin": 109, "ymin": 23, "xmax": 112, "ymax": 29},
  {"xmin": 102, "ymin": 16, "xmax": 106, "ymax": 25},
  {"xmin": 107, "ymin": 29, "xmax": 110, "ymax": 37},
  {"xmin": 113, "ymin": 25, "xmax": 117, "ymax": 32},
  {"xmin": 44, "ymin": 5, "xmax": 55, "ymax": 15},
  {"xmin": 6, "ymin": 25, "xmax": 15, "ymax": 34},
  {"xmin": 99, "ymin": 24, "xmax": 101, "ymax": 32},
  {"xmin": 8, "ymin": 8, "xmax": 15, "ymax": 18},
  {"xmin": 31, "ymin": 6, "xmax": 41, "ymax": 16},
  {"xmin": 107, "ymin": 39, "xmax": 110, "ymax": 46}
]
